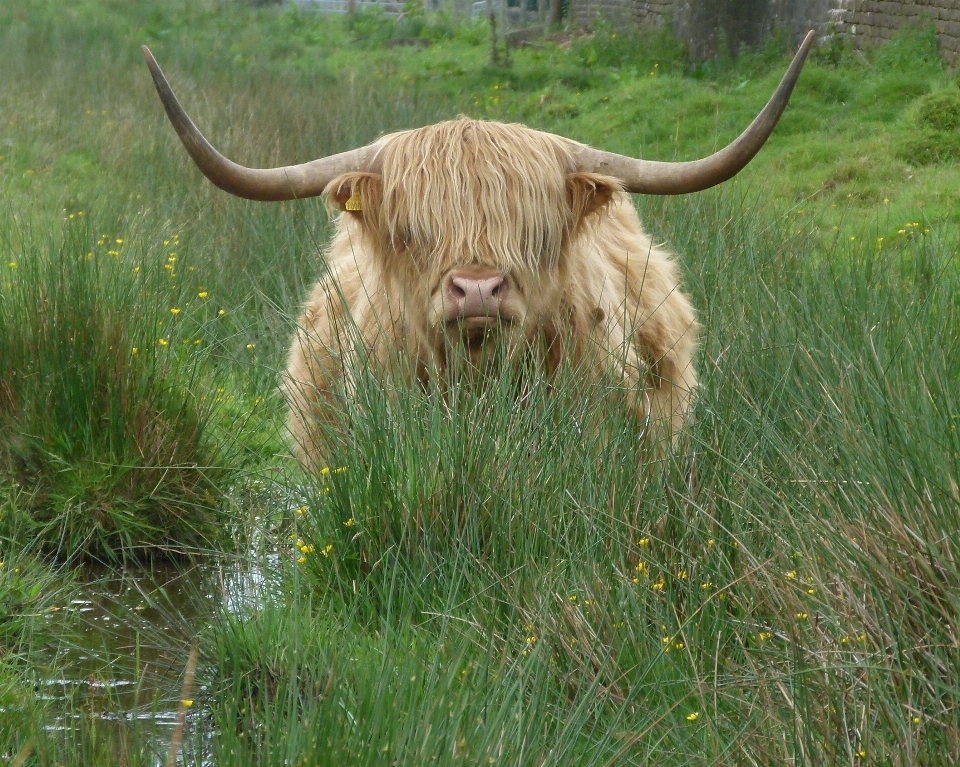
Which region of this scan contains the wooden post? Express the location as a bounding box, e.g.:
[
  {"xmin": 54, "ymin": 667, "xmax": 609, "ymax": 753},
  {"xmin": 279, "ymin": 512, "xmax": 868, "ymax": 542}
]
[
  {"xmin": 548, "ymin": 0, "xmax": 562, "ymax": 28},
  {"xmin": 488, "ymin": 0, "xmax": 497, "ymax": 65}
]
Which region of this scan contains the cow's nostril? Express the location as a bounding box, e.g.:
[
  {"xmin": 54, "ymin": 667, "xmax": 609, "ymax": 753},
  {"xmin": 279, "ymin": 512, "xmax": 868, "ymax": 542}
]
[{"xmin": 448, "ymin": 281, "xmax": 467, "ymax": 301}]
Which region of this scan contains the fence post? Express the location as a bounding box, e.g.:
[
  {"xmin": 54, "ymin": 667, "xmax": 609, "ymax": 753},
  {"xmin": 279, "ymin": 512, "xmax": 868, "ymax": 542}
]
[{"xmin": 548, "ymin": 0, "xmax": 562, "ymax": 28}]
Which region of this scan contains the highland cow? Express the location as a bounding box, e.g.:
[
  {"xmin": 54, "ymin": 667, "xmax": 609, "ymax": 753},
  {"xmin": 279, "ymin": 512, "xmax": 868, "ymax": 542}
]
[{"xmin": 142, "ymin": 33, "xmax": 813, "ymax": 466}]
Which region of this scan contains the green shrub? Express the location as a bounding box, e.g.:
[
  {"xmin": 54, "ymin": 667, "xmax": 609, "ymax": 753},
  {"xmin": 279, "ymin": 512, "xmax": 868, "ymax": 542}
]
[{"xmin": 872, "ymin": 24, "xmax": 943, "ymax": 75}]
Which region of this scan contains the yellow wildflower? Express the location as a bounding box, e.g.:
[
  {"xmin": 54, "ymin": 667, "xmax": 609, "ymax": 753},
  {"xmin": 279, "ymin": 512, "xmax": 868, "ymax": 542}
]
[
  {"xmin": 158, "ymin": 338, "xmax": 168, "ymax": 346},
  {"xmin": 170, "ymin": 308, "xmax": 181, "ymax": 315},
  {"xmin": 686, "ymin": 712, "xmax": 699, "ymax": 722}
]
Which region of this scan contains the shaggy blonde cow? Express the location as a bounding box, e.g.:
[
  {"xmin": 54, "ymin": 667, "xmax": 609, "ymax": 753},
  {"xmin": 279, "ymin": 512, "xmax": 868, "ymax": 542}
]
[{"xmin": 142, "ymin": 34, "xmax": 813, "ymax": 466}]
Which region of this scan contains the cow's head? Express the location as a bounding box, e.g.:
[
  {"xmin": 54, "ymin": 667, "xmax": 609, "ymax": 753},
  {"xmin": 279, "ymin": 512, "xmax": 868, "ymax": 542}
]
[
  {"xmin": 140, "ymin": 33, "xmax": 814, "ymax": 369},
  {"xmin": 322, "ymin": 120, "xmax": 618, "ymax": 368}
]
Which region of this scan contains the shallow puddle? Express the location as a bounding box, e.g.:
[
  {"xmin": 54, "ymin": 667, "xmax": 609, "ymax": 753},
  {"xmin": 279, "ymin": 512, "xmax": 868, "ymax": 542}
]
[{"xmin": 39, "ymin": 552, "xmax": 273, "ymax": 763}]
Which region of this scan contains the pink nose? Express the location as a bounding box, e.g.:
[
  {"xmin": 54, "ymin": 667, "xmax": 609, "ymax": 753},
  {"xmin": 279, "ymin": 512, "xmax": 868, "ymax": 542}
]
[{"xmin": 445, "ymin": 271, "xmax": 506, "ymax": 320}]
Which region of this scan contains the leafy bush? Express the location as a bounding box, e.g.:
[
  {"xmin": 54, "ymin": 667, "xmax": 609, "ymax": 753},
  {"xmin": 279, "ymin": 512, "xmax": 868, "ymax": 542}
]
[{"xmin": 872, "ymin": 24, "xmax": 943, "ymax": 75}]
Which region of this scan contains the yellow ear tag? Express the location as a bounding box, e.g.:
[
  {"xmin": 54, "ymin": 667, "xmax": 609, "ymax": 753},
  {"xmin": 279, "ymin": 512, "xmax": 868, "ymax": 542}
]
[{"xmin": 344, "ymin": 190, "xmax": 362, "ymax": 212}]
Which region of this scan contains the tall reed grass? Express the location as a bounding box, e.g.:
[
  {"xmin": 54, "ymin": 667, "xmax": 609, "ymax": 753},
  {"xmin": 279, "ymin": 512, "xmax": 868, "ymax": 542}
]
[{"xmin": 196, "ymin": 190, "xmax": 960, "ymax": 765}]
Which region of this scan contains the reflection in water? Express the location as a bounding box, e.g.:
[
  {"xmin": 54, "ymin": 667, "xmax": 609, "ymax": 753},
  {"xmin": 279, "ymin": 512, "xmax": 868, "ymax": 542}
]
[{"xmin": 40, "ymin": 550, "xmax": 274, "ymax": 763}]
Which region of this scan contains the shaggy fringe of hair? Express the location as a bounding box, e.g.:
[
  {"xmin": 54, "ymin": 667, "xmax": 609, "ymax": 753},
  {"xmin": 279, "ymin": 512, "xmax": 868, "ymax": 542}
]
[{"xmin": 374, "ymin": 119, "xmax": 576, "ymax": 276}]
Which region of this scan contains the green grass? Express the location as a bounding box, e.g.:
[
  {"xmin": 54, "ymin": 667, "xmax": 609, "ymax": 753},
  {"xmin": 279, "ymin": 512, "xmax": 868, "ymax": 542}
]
[{"xmin": 1, "ymin": 0, "xmax": 960, "ymax": 763}]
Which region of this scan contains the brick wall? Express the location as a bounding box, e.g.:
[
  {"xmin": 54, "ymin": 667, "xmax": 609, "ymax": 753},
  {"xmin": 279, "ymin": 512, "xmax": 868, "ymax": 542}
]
[{"xmin": 568, "ymin": 0, "xmax": 960, "ymax": 64}]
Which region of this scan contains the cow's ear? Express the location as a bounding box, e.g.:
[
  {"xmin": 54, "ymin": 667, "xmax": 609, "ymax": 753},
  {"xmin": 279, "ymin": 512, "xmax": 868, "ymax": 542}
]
[
  {"xmin": 326, "ymin": 172, "xmax": 382, "ymax": 220},
  {"xmin": 566, "ymin": 173, "xmax": 619, "ymax": 225}
]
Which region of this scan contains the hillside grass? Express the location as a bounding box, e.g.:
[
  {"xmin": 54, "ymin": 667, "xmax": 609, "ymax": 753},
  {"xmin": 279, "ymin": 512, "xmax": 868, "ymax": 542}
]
[{"xmin": 1, "ymin": 0, "xmax": 959, "ymax": 764}]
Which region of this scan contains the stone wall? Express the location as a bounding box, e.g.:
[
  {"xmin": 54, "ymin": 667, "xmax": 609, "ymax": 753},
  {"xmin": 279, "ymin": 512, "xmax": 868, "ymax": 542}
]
[
  {"xmin": 831, "ymin": 0, "xmax": 960, "ymax": 63},
  {"xmin": 568, "ymin": 0, "xmax": 960, "ymax": 64}
]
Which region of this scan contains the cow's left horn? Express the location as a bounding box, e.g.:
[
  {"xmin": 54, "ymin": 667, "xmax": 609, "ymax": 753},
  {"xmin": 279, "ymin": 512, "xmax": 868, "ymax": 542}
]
[
  {"xmin": 142, "ymin": 46, "xmax": 380, "ymax": 201},
  {"xmin": 571, "ymin": 30, "xmax": 815, "ymax": 195}
]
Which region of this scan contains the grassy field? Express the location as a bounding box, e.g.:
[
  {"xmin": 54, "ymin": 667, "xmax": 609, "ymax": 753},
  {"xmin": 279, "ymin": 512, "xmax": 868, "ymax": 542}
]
[{"xmin": 1, "ymin": 0, "xmax": 960, "ymax": 764}]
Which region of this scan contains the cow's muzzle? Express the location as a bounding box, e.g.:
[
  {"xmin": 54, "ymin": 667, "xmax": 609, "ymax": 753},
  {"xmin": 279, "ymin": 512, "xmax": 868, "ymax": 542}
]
[{"xmin": 443, "ymin": 269, "xmax": 508, "ymax": 323}]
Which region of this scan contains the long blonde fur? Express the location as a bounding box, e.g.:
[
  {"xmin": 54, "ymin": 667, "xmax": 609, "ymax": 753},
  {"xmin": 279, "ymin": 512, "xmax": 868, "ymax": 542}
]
[{"xmin": 284, "ymin": 119, "xmax": 699, "ymax": 466}]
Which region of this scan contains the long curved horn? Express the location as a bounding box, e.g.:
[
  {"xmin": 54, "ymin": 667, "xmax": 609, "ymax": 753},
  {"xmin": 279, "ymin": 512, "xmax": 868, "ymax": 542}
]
[
  {"xmin": 141, "ymin": 46, "xmax": 380, "ymax": 201},
  {"xmin": 571, "ymin": 30, "xmax": 815, "ymax": 195}
]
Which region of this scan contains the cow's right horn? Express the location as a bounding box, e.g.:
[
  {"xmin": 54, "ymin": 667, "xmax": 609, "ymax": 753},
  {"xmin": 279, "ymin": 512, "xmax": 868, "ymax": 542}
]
[
  {"xmin": 142, "ymin": 46, "xmax": 380, "ymax": 201},
  {"xmin": 571, "ymin": 30, "xmax": 815, "ymax": 195}
]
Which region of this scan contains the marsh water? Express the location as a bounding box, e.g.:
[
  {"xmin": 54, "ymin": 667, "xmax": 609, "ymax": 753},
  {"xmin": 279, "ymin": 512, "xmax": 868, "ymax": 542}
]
[{"xmin": 38, "ymin": 553, "xmax": 272, "ymax": 764}]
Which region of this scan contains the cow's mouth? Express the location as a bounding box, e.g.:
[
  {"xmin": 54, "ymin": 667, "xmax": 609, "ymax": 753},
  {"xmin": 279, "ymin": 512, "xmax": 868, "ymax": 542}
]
[{"xmin": 448, "ymin": 316, "xmax": 509, "ymax": 351}]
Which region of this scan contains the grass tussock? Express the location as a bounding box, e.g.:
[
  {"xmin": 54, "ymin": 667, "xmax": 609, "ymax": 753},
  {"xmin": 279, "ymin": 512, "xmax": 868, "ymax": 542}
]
[{"xmin": 0, "ymin": 215, "xmax": 226, "ymax": 560}]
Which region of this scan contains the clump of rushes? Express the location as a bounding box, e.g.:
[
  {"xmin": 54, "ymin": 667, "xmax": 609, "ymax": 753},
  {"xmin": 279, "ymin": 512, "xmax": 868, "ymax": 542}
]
[
  {"xmin": 273, "ymin": 186, "xmax": 960, "ymax": 764},
  {"xmin": 0, "ymin": 215, "xmax": 225, "ymax": 561}
]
